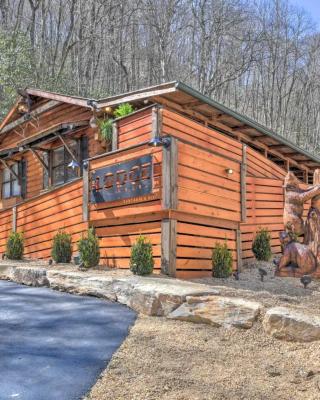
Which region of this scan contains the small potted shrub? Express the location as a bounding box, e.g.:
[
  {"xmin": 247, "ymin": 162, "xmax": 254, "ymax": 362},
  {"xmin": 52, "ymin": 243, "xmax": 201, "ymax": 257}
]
[
  {"xmin": 212, "ymin": 241, "xmax": 233, "ymax": 278},
  {"xmin": 78, "ymin": 227, "xmax": 100, "ymax": 268},
  {"xmin": 51, "ymin": 230, "xmax": 72, "ymax": 263},
  {"xmin": 6, "ymin": 231, "xmax": 24, "ymax": 260},
  {"xmin": 252, "ymin": 228, "xmax": 272, "ymax": 261},
  {"xmin": 113, "ymin": 102, "xmax": 134, "ymax": 118},
  {"xmin": 130, "ymin": 235, "xmax": 154, "ymax": 276}
]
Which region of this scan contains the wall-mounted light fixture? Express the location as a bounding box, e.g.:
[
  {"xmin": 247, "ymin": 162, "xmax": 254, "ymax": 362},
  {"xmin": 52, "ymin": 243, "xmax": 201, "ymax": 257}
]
[
  {"xmin": 148, "ymin": 136, "xmax": 171, "ymax": 148},
  {"xmin": 104, "ymin": 106, "xmax": 113, "ymax": 114},
  {"xmin": 225, "ymin": 168, "xmax": 233, "ymax": 175},
  {"xmin": 68, "ymin": 159, "xmax": 80, "ymax": 170},
  {"xmin": 17, "ymin": 102, "xmax": 29, "ymax": 114}
]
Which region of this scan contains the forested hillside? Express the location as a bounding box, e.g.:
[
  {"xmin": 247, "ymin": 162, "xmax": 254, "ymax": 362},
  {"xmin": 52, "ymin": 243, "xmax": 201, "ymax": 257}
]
[{"xmin": 1, "ymin": 0, "xmax": 320, "ymax": 154}]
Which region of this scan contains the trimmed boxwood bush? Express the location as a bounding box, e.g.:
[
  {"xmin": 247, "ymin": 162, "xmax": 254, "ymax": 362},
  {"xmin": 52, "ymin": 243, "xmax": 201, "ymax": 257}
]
[
  {"xmin": 212, "ymin": 241, "xmax": 233, "ymax": 278},
  {"xmin": 130, "ymin": 235, "xmax": 154, "ymax": 276},
  {"xmin": 6, "ymin": 231, "xmax": 24, "ymax": 260},
  {"xmin": 252, "ymin": 227, "xmax": 272, "ymax": 261},
  {"xmin": 78, "ymin": 227, "xmax": 100, "ymax": 268},
  {"xmin": 51, "ymin": 230, "xmax": 72, "ymax": 263}
]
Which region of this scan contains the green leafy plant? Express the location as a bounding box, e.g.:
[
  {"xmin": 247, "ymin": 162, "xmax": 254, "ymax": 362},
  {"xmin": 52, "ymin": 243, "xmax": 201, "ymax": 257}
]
[
  {"xmin": 212, "ymin": 241, "xmax": 233, "ymax": 278},
  {"xmin": 98, "ymin": 118, "xmax": 113, "ymax": 142},
  {"xmin": 113, "ymin": 102, "xmax": 134, "ymax": 118},
  {"xmin": 6, "ymin": 231, "xmax": 24, "ymax": 260},
  {"xmin": 78, "ymin": 227, "xmax": 100, "ymax": 268},
  {"xmin": 51, "ymin": 230, "xmax": 72, "ymax": 263},
  {"xmin": 130, "ymin": 235, "xmax": 154, "ymax": 275},
  {"xmin": 252, "ymin": 227, "xmax": 272, "ymax": 261}
]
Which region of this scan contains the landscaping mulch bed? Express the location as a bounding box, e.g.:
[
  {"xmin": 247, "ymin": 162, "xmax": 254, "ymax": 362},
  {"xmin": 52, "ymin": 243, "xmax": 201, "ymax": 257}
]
[{"xmin": 85, "ymin": 316, "xmax": 320, "ymax": 400}]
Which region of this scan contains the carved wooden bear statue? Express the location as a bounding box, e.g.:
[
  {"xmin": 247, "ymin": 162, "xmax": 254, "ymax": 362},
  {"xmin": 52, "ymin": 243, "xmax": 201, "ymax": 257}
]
[{"xmin": 275, "ymin": 231, "xmax": 317, "ymax": 275}]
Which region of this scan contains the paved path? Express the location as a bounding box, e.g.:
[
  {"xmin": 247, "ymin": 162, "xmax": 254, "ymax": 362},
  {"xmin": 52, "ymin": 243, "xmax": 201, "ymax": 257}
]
[{"xmin": 0, "ymin": 280, "xmax": 136, "ymax": 400}]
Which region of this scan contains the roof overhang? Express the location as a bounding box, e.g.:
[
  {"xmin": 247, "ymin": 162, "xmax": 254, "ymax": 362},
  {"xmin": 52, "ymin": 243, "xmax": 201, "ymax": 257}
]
[{"xmin": 1, "ymin": 81, "xmax": 319, "ymax": 169}]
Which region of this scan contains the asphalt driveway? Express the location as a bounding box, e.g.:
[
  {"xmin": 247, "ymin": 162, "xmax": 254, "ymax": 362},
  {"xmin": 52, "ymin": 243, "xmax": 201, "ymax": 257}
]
[{"xmin": 0, "ymin": 280, "xmax": 136, "ymax": 400}]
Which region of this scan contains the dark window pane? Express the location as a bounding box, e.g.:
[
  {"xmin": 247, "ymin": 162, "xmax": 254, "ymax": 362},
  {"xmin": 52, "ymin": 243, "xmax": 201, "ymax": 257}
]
[
  {"xmin": 53, "ymin": 147, "xmax": 64, "ymax": 167},
  {"xmin": 52, "ymin": 166, "xmax": 65, "ymax": 185}
]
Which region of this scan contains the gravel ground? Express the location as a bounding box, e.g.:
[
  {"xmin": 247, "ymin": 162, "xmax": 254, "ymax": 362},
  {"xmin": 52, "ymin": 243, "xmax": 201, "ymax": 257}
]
[
  {"xmin": 85, "ymin": 316, "xmax": 320, "ymax": 400},
  {"xmin": 192, "ymin": 261, "xmax": 320, "ymax": 314},
  {"xmin": 85, "ymin": 262, "xmax": 320, "ymax": 400}
]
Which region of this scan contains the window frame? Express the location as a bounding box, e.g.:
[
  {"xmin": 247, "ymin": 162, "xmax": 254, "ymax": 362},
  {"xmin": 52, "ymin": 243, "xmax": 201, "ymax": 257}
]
[
  {"xmin": 2, "ymin": 162, "xmax": 22, "ymax": 199},
  {"xmin": 43, "ymin": 136, "xmax": 87, "ymax": 189}
]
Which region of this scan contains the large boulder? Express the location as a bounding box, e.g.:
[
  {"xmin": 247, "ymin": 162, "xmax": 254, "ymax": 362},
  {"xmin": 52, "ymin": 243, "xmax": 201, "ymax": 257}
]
[
  {"xmin": 168, "ymin": 295, "xmax": 262, "ymax": 328},
  {"xmin": 263, "ymin": 307, "xmax": 320, "ymax": 342},
  {"xmin": 47, "ymin": 270, "xmax": 117, "ymax": 300},
  {"xmin": 113, "ymin": 276, "xmax": 220, "ymax": 316}
]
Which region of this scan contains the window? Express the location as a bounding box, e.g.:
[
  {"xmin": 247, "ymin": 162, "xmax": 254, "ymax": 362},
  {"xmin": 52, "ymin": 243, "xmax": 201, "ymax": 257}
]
[
  {"xmin": 2, "ymin": 161, "xmax": 26, "ymax": 199},
  {"xmin": 43, "ymin": 136, "xmax": 88, "ymax": 189}
]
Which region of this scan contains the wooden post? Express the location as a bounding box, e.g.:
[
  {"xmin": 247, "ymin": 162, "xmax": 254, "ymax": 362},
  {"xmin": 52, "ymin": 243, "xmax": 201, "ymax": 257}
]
[
  {"xmin": 240, "ymin": 144, "xmax": 247, "ymax": 222},
  {"xmin": 12, "ymin": 206, "xmax": 17, "ymax": 232},
  {"xmin": 151, "ymin": 105, "xmax": 162, "ymax": 140},
  {"xmin": 161, "ymin": 219, "xmax": 177, "ymax": 277},
  {"xmin": 112, "ymin": 121, "xmax": 118, "ymax": 151},
  {"xmin": 82, "ymin": 163, "xmax": 89, "ymax": 221},
  {"xmin": 162, "ymin": 136, "xmax": 178, "ymax": 209},
  {"xmin": 236, "ymin": 228, "xmax": 242, "ymax": 272},
  {"xmin": 161, "ymin": 135, "xmax": 178, "ymax": 276}
]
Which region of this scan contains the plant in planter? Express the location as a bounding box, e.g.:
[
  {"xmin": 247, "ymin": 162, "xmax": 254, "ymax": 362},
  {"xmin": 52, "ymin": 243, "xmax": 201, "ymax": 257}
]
[
  {"xmin": 96, "ymin": 103, "xmax": 134, "ymax": 149},
  {"xmin": 6, "ymin": 231, "xmax": 24, "ymax": 260},
  {"xmin": 113, "ymin": 102, "xmax": 134, "ymax": 118},
  {"xmin": 51, "ymin": 230, "xmax": 72, "ymax": 263},
  {"xmin": 97, "ymin": 118, "xmax": 113, "ymax": 146}
]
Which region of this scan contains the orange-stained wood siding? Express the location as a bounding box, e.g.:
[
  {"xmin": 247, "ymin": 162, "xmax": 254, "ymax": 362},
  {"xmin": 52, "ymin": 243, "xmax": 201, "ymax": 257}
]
[
  {"xmin": 116, "ymin": 107, "xmax": 152, "ymax": 149},
  {"xmin": 0, "ymin": 100, "xmax": 105, "ymax": 208},
  {"xmin": 0, "ymin": 208, "xmax": 13, "ymax": 254},
  {"xmin": 241, "ymin": 176, "xmax": 310, "ymax": 260},
  {"xmin": 175, "ymin": 213, "xmax": 238, "ymax": 279},
  {"xmin": 0, "ymin": 179, "xmax": 87, "ymax": 258},
  {"xmin": 17, "ymin": 179, "xmax": 87, "ymax": 259},
  {"xmin": 177, "ymin": 141, "xmax": 241, "ymax": 222},
  {"xmin": 162, "ymin": 108, "xmax": 243, "ymax": 162}
]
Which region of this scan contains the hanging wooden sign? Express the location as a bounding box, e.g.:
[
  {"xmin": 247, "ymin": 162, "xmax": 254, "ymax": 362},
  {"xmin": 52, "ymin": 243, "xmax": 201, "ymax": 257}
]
[{"xmin": 90, "ymin": 155, "xmax": 153, "ymax": 203}]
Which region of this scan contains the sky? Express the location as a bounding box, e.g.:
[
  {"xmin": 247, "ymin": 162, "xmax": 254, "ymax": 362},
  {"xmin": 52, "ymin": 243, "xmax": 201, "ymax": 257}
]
[{"xmin": 294, "ymin": 0, "xmax": 320, "ymax": 27}]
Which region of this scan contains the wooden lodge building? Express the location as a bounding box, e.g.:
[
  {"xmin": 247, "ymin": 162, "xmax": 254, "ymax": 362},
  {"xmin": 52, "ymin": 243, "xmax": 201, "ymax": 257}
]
[{"xmin": 0, "ymin": 81, "xmax": 319, "ymax": 279}]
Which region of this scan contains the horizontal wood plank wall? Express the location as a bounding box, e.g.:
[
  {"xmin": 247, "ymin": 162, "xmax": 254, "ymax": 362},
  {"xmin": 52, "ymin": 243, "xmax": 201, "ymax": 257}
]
[
  {"xmin": 16, "ymin": 179, "xmax": 87, "ymax": 259},
  {"xmin": 0, "ymin": 208, "xmax": 13, "ymax": 254},
  {"xmin": 162, "ymin": 108, "xmax": 243, "ymax": 162},
  {"xmin": 246, "ymin": 147, "xmax": 287, "ymax": 179},
  {"xmin": 177, "ymin": 141, "xmax": 241, "ymax": 221},
  {"xmin": 116, "ymin": 108, "xmax": 152, "ymax": 149},
  {"xmin": 241, "ymin": 177, "xmax": 284, "ymax": 259},
  {"xmin": 241, "ymin": 175, "xmax": 310, "ymax": 261},
  {"xmin": 174, "ymin": 139, "xmax": 240, "ymax": 279},
  {"xmin": 175, "ymin": 216, "xmax": 238, "ymax": 279},
  {"xmin": 89, "ymin": 145, "xmax": 162, "ymax": 269}
]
